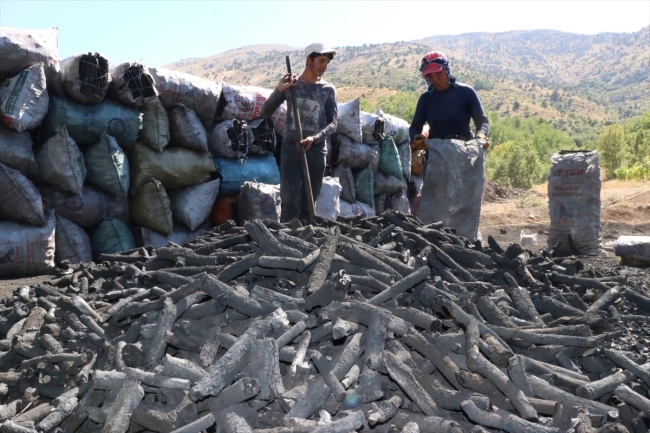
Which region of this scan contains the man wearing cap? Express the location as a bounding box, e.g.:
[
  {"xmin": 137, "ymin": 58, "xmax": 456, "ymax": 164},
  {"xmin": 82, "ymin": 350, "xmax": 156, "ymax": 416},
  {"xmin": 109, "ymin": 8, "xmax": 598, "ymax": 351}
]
[
  {"xmin": 260, "ymin": 43, "xmax": 338, "ymax": 223},
  {"xmin": 409, "ymin": 51, "xmax": 489, "ymax": 146}
]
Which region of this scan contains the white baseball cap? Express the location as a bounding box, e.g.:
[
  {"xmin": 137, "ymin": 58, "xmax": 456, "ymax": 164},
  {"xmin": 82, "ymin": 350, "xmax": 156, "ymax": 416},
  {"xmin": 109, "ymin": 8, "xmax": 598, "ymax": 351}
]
[{"xmin": 304, "ymin": 42, "xmax": 337, "ymax": 57}]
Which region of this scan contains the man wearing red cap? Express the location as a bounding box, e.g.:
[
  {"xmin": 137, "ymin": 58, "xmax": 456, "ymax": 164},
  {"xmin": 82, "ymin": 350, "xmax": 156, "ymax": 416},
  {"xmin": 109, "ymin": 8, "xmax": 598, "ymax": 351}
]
[
  {"xmin": 409, "ymin": 51, "xmax": 489, "ymax": 145},
  {"xmin": 261, "ymin": 43, "xmax": 338, "ymax": 223}
]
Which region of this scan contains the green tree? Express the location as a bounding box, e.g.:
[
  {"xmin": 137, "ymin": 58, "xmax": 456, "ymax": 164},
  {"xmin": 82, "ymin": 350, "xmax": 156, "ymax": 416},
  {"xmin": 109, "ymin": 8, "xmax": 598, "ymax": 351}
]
[
  {"xmin": 486, "ymin": 140, "xmax": 541, "ymax": 189},
  {"xmin": 360, "ymin": 91, "xmax": 420, "ymax": 123},
  {"xmin": 597, "ymin": 124, "xmax": 626, "ymax": 179}
]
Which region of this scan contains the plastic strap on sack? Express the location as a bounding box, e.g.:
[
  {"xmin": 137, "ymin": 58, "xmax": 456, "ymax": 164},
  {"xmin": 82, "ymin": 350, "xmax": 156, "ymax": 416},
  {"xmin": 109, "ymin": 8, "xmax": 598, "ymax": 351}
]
[
  {"xmin": 226, "ymin": 119, "xmax": 250, "ymax": 162},
  {"xmin": 121, "ymin": 64, "xmax": 156, "ymax": 101},
  {"xmin": 77, "ymin": 53, "xmax": 110, "ymax": 99},
  {"xmin": 251, "ymin": 118, "xmax": 276, "ymax": 153},
  {"xmin": 372, "ymin": 118, "xmax": 385, "ymax": 142}
]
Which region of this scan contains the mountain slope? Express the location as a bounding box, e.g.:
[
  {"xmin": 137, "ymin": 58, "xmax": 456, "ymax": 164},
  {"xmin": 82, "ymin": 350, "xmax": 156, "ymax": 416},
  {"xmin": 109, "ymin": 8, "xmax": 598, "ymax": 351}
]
[{"xmin": 164, "ymin": 27, "xmax": 649, "ymax": 127}]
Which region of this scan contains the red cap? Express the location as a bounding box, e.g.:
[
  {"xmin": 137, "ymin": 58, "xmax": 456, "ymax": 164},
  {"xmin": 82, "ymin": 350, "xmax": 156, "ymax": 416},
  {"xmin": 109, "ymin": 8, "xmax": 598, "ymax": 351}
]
[{"xmin": 420, "ymin": 51, "xmax": 446, "ymax": 78}]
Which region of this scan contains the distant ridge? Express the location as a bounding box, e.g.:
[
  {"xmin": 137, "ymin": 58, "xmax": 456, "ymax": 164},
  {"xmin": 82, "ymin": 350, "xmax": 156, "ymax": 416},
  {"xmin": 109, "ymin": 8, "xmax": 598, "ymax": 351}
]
[{"xmin": 164, "ymin": 27, "xmax": 649, "ymax": 124}]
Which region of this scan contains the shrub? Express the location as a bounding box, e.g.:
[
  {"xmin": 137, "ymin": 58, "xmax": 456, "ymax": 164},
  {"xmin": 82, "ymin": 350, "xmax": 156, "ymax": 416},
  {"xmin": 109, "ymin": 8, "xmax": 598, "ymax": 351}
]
[
  {"xmin": 486, "ymin": 140, "xmax": 542, "ymax": 189},
  {"xmin": 614, "ymin": 156, "xmax": 650, "ymax": 180},
  {"xmin": 597, "ymin": 124, "xmax": 626, "ymax": 179}
]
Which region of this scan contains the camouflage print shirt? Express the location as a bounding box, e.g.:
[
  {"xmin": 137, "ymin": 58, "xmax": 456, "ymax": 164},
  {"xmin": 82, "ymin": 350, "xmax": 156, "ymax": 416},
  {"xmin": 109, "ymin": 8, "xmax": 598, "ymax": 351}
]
[{"xmin": 260, "ymin": 76, "xmax": 337, "ymax": 155}]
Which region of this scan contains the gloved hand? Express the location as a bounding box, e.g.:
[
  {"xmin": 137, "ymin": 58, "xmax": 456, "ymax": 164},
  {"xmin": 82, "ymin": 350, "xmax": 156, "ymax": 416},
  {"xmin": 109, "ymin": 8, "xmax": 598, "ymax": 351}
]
[
  {"xmin": 410, "ymin": 133, "xmax": 427, "ymax": 151},
  {"xmin": 476, "ymin": 132, "xmax": 490, "ymax": 149}
]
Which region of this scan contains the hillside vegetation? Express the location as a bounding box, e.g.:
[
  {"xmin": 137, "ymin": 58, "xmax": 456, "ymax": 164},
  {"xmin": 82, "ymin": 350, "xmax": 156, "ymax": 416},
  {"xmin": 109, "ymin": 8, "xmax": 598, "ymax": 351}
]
[
  {"xmin": 165, "ymin": 27, "xmax": 650, "ymax": 185},
  {"xmin": 166, "ymin": 27, "xmax": 649, "ymax": 121}
]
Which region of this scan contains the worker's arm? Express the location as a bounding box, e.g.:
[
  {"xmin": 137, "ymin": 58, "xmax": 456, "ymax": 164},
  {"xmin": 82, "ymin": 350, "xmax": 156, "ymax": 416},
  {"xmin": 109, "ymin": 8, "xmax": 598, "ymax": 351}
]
[
  {"xmin": 259, "ymin": 73, "xmax": 293, "ymax": 119},
  {"xmin": 409, "ymin": 94, "xmax": 427, "ymax": 142},
  {"xmin": 468, "ymin": 87, "xmax": 489, "ymax": 139}
]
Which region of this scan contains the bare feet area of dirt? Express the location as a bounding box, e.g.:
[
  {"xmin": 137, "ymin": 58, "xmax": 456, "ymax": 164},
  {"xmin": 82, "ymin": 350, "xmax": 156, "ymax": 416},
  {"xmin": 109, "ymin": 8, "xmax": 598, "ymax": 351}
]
[{"xmin": 1, "ymin": 180, "xmax": 648, "ymax": 300}]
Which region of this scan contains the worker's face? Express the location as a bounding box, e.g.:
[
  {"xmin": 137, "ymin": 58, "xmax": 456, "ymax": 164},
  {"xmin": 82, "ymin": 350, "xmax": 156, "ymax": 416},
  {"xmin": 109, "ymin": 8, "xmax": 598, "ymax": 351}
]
[
  {"xmin": 307, "ymin": 56, "xmax": 330, "ymax": 78},
  {"xmin": 426, "ymin": 69, "xmax": 450, "ymax": 91}
]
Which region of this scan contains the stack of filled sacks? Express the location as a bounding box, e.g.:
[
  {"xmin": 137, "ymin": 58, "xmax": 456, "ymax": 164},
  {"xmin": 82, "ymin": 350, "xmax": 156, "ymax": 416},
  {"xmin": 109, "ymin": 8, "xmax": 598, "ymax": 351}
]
[
  {"xmin": 0, "ymin": 27, "xmax": 235, "ymax": 277},
  {"xmin": 327, "ymin": 97, "xmax": 413, "ymax": 220},
  {"xmin": 40, "ymin": 57, "xmax": 222, "ymax": 258},
  {"xmin": 209, "ymin": 83, "xmax": 286, "ymax": 225},
  {"xmin": 0, "ymin": 28, "xmax": 60, "ymax": 277}
]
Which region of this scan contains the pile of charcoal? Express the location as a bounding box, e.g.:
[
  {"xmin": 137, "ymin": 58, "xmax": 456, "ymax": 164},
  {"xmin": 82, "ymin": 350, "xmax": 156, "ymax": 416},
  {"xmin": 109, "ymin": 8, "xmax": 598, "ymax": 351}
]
[
  {"xmin": 2, "ymin": 210, "xmax": 650, "ymax": 433},
  {"xmin": 482, "ymin": 181, "xmax": 541, "ymax": 204}
]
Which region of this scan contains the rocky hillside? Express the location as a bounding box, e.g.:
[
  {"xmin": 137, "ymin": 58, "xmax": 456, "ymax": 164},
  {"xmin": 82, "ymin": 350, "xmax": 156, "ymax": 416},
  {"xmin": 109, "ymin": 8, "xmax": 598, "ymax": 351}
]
[{"xmin": 165, "ymin": 27, "xmax": 649, "ymax": 125}]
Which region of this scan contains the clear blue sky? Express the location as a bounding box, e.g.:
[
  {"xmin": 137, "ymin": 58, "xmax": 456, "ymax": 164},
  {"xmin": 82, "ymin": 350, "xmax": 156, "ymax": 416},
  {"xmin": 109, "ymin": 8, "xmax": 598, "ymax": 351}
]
[{"xmin": 1, "ymin": 1, "xmax": 648, "ymax": 67}]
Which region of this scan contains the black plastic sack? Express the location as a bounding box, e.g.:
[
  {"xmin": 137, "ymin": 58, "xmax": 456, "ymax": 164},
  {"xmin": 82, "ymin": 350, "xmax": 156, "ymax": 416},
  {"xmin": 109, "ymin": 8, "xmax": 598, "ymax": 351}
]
[
  {"xmin": 83, "ymin": 131, "xmax": 130, "ymax": 198},
  {"xmin": 128, "ymin": 142, "xmax": 215, "ymax": 194},
  {"xmin": 138, "ymin": 98, "xmax": 170, "ymax": 152},
  {"xmin": 36, "ymin": 126, "xmax": 86, "ymax": 195},
  {"xmin": 55, "ymin": 215, "xmax": 93, "ymax": 265},
  {"xmin": 41, "ymin": 184, "xmax": 130, "ymax": 229},
  {"xmin": 0, "ymin": 124, "xmax": 37, "ymax": 176},
  {"xmin": 91, "ymin": 217, "xmax": 136, "ymax": 258},
  {"xmin": 0, "ymin": 161, "xmax": 45, "ymax": 226},
  {"xmin": 169, "ymin": 104, "xmax": 208, "ymax": 153},
  {"xmin": 0, "ymin": 210, "xmax": 55, "ymax": 277},
  {"xmin": 130, "ymin": 177, "xmax": 173, "ymax": 236}
]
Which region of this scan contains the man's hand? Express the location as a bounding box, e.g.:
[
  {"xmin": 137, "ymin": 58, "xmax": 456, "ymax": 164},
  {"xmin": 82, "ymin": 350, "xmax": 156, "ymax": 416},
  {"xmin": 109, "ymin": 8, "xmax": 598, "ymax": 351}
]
[
  {"xmin": 297, "ymin": 136, "xmax": 314, "ymax": 152},
  {"xmin": 277, "ymin": 73, "xmax": 297, "ymax": 93},
  {"xmin": 410, "ymin": 133, "xmax": 427, "ymax": 151},
  {"xmin": 476, "ymin": 132, "xmax": 490, "ymax": 150}
]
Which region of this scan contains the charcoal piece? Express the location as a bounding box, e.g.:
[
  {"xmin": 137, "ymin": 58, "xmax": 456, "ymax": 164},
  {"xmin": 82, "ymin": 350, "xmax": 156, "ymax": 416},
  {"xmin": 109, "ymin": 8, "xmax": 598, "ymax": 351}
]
[
  {"xmin": 283, "ymin": 333, "xmax": 363, "ymax": 422},
  {"xmin": 338, "ymin": 243, "xmax": 401, "ymax": 280},
  {"xmin": 36, "ymin": 397, "xmax": 77, "ymax": 432},
  {"xmin": 527, "ymin": 374, "xmax": 618, "ymax": 418},
  {"xmin": 401, "ymin": 331, "xmax": 464, "ymax": 391},
  {"xmin": 603, "ymin": 349, "xmax": 650, "ymax": 386},
  {"xmin": 323, "ymin": 301, "xmax": 412, "ymax": 336},
  {"xmin": 461, "ymin": 399, "xmax": 560, "ymax": 433},
  {"xmin": 477, "ymin": 296, "xmax": 519, "ymax": 328},
  {"xmin": 367, "ymin": 266, "xmax": 429, "ymax": 306},
  {"xmin": 587, "ymin": 287, "xmax": 622, "ymax": 313},
  {"xmin": 383, "ymin": 351, "xmax": 443, "ymax": 417},
  {"xmin": 465, "ymin": 318, "xmax": 538, "ymax": 421},
  {"xmin": 576, "ymin": 370, "xmax": 636, "ymax": 400},
  {"xmin": 189, "ymin": 309, "xmax": 287, "ymax": 401},
  {"xmin": 310, "ymin": 351, "xmax": 346, "ymax": 402},
  {"xmin": 244, "ymin": 220, "xmax": 302, "ymax": 258},
  {"xmin": 532, "ymin": 294, "xmax": 588, "ymax": 318}
]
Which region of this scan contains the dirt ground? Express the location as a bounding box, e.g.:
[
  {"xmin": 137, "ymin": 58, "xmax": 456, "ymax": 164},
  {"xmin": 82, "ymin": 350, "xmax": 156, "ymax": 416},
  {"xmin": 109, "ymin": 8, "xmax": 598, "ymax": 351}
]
[
  {"xmin": 1, "ymin": 180, "xmax": 648, "ymax": 301},
  {"xmin": 480, "ymin": 179, "xmax": 650, "ymax": 248}
]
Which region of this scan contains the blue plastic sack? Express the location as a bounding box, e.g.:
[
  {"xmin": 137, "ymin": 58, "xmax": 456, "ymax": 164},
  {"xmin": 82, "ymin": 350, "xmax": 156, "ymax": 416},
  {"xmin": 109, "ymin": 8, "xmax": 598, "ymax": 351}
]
[
  {"xmin": 214, "ymin": 153, "xmax": 280, "ymax": 195},
  {"xmin": 40, "ymin": 95, "xmax": 141, "ymax": 149}
]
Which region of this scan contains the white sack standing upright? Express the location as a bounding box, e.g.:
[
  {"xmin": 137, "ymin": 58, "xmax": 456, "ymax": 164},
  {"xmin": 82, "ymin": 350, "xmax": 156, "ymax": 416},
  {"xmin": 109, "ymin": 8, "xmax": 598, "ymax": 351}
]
[
  {"xmin": 547, "ymin": 150, "xmax": 605, "ymax": 256},
  {"xmin": 315, "ymin": 176, "xmax": 342, "ymax": 221},
  {"xmin": 419, "ymin": 138, "xmax": 485, "ymax": 241}
]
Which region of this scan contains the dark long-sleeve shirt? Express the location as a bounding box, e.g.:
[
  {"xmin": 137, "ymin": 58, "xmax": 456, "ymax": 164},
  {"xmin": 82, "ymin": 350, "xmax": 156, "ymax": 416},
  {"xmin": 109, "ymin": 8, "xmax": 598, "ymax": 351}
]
[
  {"xmin": 409, "ymin": 82, "xmax": 489, "ymax": 142},
  {"xmin": 260, "ymin": 76, "xmax": 337, "ymax": 155}
]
